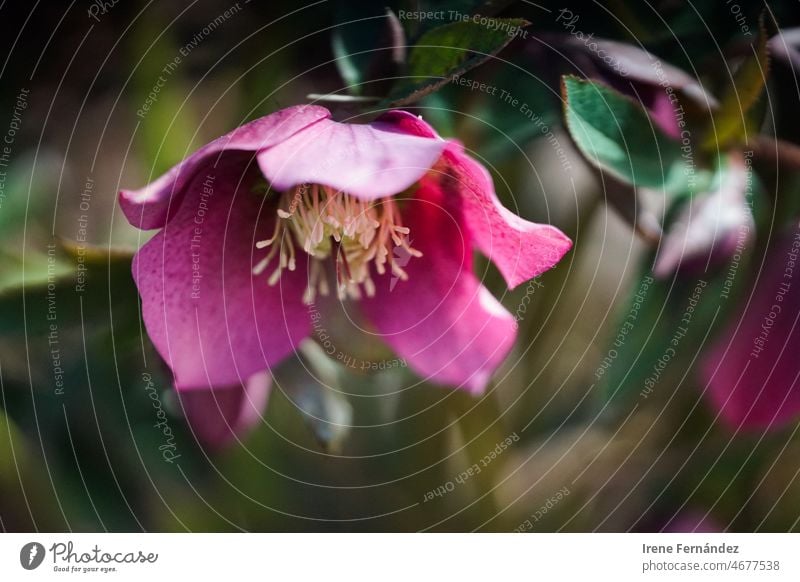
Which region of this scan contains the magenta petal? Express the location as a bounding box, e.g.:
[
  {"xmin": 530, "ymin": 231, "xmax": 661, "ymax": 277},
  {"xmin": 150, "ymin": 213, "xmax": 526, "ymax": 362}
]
[
  {"xmin": 439, "ymin": 143, "xmax": 572, "ymax": 289},
  {"xmin": 361, "ymin": 181, "xmax": 517, "ymax": 394},
  {"xmin": 133, "ymin": 155, "xmax": 310, "ymax": 390},
  {"xmin": 256, "ymin": 115, "xmax": 446, "ymax": 200},
  {"xmin": 179, "ymin": 371, "xmax": 271, "ymax": 449},
  {"xmin": 645, "ymin": 85, "xmax": 682, "ymax": 139},
  {"xmin": 120, "ymin": 105, "xmax": 330, "ymax": 230},
  {"xmin": 701, "ymin": 231, "xmax": 800, "ymax": 430},
  {"xmin": 374, "ymin": 110, "xmax": 441, "ymax": 138}
]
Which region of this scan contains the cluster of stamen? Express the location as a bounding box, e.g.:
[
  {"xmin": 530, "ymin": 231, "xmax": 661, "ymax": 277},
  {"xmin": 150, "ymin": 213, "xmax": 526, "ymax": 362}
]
[{"xmin": 253, "ymin": 183, "xmax": 421, "ymax": 303}]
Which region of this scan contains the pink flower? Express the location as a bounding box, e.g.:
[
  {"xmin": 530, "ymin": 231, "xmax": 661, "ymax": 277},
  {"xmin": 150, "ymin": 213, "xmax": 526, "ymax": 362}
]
[
  {"xmin": 653, "ymin": 151, "xmax": 754, "ymax": 278},
  {"xmin": 120, "ymin": 105, "xmax": 571, "ymax": 447},
  {"xmin": 701, "ymin": 229, "xmax": 800, "ymax": 431}
]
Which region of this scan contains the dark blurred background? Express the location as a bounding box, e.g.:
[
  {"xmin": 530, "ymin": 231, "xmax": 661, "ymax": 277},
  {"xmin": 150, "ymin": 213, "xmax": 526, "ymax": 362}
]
[{"xmin": 1, "ymin": 0, "xmax": 800, "ymax": 532}]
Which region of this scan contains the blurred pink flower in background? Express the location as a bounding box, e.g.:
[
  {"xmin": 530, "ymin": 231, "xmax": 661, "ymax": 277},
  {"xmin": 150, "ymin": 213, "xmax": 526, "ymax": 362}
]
[
  {"xmin": 702, "ymin": 229, "xmax": 800, "ymax": 431},
  {"xmin": 534, "ymin": 33, "xmax": 718, "ymax": 138},
  {"xmin": 663, "ymin": 512, "xmax": 721, "ymax": 533},
  {"xmin": 120, "ymin": 105, "xmax": 571, "ymax": 448}
]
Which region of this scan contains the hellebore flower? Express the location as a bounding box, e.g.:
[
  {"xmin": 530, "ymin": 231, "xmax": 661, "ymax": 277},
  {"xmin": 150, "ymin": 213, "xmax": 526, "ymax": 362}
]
[
  {"xmin": 120, "ymin": 105, "xmax": 571, "ymax": 447},
  {"xmin": 653, "ymin": 151, "xmax": 754, "ymax": 278},
  {"xmin": 701, "ymin": 229, "xmax": 800, "ymax": 430}
]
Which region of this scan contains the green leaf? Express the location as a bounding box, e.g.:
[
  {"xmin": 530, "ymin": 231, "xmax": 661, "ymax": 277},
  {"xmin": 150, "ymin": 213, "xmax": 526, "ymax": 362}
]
[
  {"xmin": 386, "ymin": 18, "xmax": 528, "ymax": 106},
  {"xmin": 0, "ymin": 248, "xmax": 72, "ymax": 293},
  {"xmin": 562, "ymin": 75, "xmax": 686, "ymax": 192},
  {"xmin": 0, "ymin": 243, "xmax": 213, "ymax": 528},
  {"xmin": 0, "ymin": 242, "xmax": 137, "ymax": 342},
  {"xmin": 0, "ymin": 243, "xmax": 141, "ymax": 443}
]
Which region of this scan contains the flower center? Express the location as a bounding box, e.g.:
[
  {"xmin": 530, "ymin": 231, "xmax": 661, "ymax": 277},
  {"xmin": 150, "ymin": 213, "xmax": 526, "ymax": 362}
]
[{"xmin": 253, "ymin": 183, "xmax": 421, "ymax": 303}]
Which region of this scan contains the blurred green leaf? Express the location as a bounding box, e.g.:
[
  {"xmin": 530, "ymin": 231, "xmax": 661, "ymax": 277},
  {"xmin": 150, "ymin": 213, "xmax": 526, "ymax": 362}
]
[
  {"xmin": 0, "ymin": 242, "xmax": 137, "ymax": 339},
  {"xmin": 0, "ymin": 242, "xmax": 140, "ymax": 411},
  {"xmin": 562, "ymin": 75, "xmax": 686, "ymax": 192},
  {"xmin": 0, "ymin": 241, "xmax": 213, "ymax": 530},
  {"xmin": 386, "ymin": 18, "xmax": 527, "ymax": 106},
  {"xmin": 0, "ymin": 248, "xmax": 72, "ymax": 293}
]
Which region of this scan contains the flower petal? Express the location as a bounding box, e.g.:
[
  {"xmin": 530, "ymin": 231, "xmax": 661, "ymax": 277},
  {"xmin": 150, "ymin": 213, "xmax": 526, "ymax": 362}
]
[
  {"xmin": 360, "ymin": 179, "xmax": 517, "ymax": 394},
  {"xmin": 701, "ymin": 230, "xmax": 800, "ymax": 430},
  {"xmin": 132, "ymin": 155, "xmax": 310, "ymax": 390},
  {"xmin": 256, "ymin": 114, "xmax": 446, "ymax": 200},
  {"xmin": 120, "ymin": 105, "xmax": 330, "ymax": 230},
  {"xmin": 374, "ymin": 109, "xmax": 442, "ymax": 138},
  {"xmin": 642, "ymin": 84, "xmax": 683, "ymax": 139},
  {"xmin": 654, "ymin": 151, "xmax": 753, "ymax": 278},
  {"xmin": 437, "ymin": 142, "xmax": 572, "ymax": 289},
  {"xmin": 178, "ymin": 371, "xmax": 271, "ymax": 449}
]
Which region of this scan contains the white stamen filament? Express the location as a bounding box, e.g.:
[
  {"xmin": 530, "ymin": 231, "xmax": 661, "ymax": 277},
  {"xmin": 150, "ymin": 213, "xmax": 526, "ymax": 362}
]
[{"xmin": 254, "ymin": 183, "xmax": 420, "ymax": 303}]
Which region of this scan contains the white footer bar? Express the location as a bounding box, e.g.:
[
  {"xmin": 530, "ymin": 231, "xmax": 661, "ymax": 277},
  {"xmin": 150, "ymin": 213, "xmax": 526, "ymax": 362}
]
[{"xmin": 1, "ymin": 533, "xmax": 798, "ymax": 580}]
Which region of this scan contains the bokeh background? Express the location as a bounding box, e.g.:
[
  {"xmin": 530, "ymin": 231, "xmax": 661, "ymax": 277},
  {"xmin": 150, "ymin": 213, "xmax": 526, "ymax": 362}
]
[{"xmin": 2, "ymin": 0, "xmax": 800, "ymax": 532}]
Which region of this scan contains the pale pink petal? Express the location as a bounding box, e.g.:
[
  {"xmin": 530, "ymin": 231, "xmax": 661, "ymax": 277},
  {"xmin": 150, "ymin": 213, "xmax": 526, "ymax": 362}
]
[
  {"xmin": 436, "ymin": 142, "xmax": 572, "ymax": 289},
  {"xmin": 133, "ymin": 154, "xmax": 309, "ymax": 390},
  {"xmin": 178, "ymin": 371, "xmax": 271, "ymax": 449},
  {"xmin": 701, "ymin": 231, "xmax": 800, "ymax": 430},
  {"xmin": 120, "ymin": 105, "xmax": 330, "ymax": 229},
  {"xmin": 768, "ymin": 28, "xmax": 800, "ymax": 70},
  {"xmin": 588, "ymin": 38, "xmax": 718, "ymax": 109},
  {"xmin": 360, "ymin": 180, "xmax": 517, "ymax": 394},
  {"xmin": 256, "ymin": 115, "xmax": 446, "ymax": 200},
  {"xmin": 654, "ymin": 151, "xmax": 754, "ymax": 277}
]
